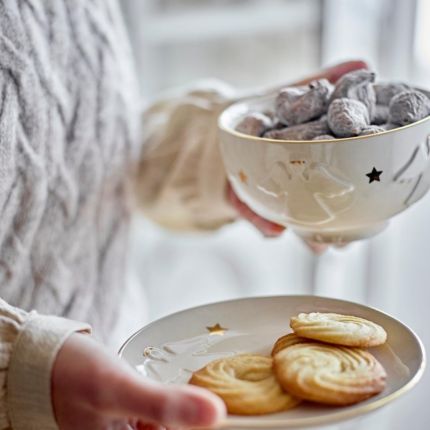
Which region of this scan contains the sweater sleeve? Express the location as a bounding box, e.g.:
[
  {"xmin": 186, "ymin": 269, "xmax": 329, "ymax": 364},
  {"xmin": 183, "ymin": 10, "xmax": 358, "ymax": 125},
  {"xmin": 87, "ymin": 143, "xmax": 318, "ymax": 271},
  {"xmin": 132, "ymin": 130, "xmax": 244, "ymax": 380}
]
[
  {"xmin": 0, "ymin": 298, "xmax": 90, "ymax": 430},
  {"xmin": 135, "ymin": 80, "xmax": 238, "ymax": 231}
]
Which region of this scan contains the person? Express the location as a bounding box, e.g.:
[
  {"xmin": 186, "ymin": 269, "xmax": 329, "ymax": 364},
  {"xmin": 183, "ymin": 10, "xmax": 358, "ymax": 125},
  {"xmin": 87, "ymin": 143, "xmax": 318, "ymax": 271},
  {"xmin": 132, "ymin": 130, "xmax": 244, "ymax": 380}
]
[{"xmin": 0, "ymin": 1, "xmax": 367, "ymax": 429}]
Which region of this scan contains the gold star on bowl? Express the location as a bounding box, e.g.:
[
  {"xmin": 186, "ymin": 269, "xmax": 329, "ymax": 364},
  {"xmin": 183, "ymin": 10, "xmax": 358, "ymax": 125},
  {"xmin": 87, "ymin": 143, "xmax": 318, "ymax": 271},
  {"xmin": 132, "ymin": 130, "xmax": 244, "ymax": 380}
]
[
  {"xmin": 239, "ymin": 170, "xmax": 248, "ymax": 184},
  {"xmin": 366, "ymin": 167, "xmax": 383, "ymax": 183},
  {"xmin": 206, "ymin": 323, "xmax": 228, "ymax": 335}
]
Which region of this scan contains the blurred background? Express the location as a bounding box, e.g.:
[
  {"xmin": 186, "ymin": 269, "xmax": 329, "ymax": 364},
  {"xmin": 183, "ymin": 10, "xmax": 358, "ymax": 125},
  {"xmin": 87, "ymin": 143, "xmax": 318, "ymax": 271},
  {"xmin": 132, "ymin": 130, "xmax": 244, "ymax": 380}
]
[{"xmin": 119, "ymin": 1, "xmax": 430, "ymax": 429}]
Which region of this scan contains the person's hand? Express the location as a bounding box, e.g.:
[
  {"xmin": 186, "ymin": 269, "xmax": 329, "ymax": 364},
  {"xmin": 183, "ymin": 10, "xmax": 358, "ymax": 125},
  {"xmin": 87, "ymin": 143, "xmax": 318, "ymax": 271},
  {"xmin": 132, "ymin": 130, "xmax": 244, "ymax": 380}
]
[
  {"xmin": 228, "ymin": 60, "xmax": 368, "ymax": 254},
  {"xmin": 52, "ymin": 334, "xmax": 226, "ymax": 430}
]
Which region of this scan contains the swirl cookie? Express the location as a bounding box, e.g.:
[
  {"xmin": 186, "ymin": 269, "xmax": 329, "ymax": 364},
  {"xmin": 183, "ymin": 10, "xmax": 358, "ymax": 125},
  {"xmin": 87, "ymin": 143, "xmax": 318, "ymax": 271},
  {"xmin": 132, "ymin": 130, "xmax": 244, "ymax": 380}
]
[
  {"xmin": 271, "ymin": 333, "xmax": 312, "ymax": 356},
  {"xmin": 189, "ymin": 354, "xmax": 300, "ymax": 415},
  {"xmin": 273, "ymin": 343, "xmax": 387, "ymax": 405},
  {"xmin": 290, "ymin": 312, "xmax": 387, "ymax": 347}
]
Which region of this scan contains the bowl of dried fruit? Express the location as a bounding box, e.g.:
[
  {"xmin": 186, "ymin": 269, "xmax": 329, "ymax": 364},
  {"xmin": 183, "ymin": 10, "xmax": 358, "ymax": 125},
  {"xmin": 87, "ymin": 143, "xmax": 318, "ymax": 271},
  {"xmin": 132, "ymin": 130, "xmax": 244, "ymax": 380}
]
[{"xmin": 219, "ymin": 69, "xmax": 430, "ymax": 244}]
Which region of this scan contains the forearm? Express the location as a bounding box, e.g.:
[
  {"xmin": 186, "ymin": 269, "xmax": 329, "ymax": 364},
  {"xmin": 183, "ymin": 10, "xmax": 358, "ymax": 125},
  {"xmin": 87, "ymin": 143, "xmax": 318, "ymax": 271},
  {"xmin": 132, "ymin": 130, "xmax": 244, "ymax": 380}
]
[
  {"xmin": 135, "ymin": 82, "xmax": 237, "ymax": 231},
  {"xmin": 0, "ymin": 299, "xmax": 90, "ymax": 430}
]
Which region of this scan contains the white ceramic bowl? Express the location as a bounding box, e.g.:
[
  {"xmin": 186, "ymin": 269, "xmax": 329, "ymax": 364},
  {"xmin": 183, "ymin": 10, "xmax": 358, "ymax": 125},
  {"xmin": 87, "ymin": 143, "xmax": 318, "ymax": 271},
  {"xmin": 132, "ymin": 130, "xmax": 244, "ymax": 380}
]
[{"xmin": 219, "ymin": 94, "xmax": 430, "ymax": 243}]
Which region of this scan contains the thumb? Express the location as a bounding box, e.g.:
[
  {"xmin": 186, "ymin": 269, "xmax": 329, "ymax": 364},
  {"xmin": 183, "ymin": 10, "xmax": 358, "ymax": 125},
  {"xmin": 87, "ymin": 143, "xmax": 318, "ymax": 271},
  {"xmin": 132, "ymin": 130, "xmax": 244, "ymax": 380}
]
[{"xmin": 113, "ymin": 375, "xmax": 226, "ymax": 428}]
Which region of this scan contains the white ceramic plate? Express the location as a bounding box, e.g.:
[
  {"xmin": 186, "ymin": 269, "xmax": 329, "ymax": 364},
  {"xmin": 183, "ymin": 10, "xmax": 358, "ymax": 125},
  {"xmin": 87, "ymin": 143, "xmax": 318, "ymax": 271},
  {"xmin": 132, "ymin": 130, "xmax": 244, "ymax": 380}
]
[{"xmin": 119, "ymin": 296, "xmax": 425, "ymax": 429}]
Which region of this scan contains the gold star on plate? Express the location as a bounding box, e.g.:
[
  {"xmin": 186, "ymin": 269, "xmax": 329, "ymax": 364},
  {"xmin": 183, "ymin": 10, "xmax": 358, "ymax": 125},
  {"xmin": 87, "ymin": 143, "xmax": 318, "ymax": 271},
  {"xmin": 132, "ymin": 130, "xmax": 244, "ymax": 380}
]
[
  {"xmin": 239, "ymin": 170, "xmax": 248, "ymax": 184},
  {"xmin": 206, "ymin": 323, "xmax": 228, "ymax": 336},
  {"xmin": 366, "ymin": 167, "xmax": 383, "ymax": 183}
]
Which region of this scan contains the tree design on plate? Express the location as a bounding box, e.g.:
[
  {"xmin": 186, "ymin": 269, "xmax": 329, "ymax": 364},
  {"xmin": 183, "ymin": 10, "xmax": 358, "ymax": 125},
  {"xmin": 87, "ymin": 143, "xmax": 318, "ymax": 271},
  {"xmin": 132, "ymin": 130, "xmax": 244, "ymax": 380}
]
[{"xmin": 137, "ymin": 331, "xmax": 240, "ymax": 385}]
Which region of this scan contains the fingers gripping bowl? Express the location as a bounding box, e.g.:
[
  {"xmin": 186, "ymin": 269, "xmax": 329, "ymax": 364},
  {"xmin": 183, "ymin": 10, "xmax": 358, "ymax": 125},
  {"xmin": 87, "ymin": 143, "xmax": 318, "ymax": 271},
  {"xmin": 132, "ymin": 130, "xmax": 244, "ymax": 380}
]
[{"xmin": 218, "ymin": 92, "xmax": 430, "ymax": 244}]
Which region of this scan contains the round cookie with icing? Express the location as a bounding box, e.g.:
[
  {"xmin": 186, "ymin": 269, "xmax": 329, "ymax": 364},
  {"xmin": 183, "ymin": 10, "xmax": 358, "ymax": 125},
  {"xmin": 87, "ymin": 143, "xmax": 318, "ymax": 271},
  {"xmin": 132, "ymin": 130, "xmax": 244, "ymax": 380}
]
[
  {"xmin": 290, "ymin": 312, "xmax": 387, "ymax": 347},
  {"xmin": 189, "ymin": 354, "xmax": 300, "ymax": 415},
  {"xmin": 273, "ymin": 343, "xmax": 387, "ymax": 405}
]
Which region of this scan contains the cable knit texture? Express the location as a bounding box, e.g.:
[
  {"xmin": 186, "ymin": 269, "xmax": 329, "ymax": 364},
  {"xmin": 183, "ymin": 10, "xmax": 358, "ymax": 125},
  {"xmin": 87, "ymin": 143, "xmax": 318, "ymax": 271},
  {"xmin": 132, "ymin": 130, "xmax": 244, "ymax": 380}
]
[
  {"xmin": 0, "ymin": 0, "xmax": 139, "ymax": 338},
  {"xmin": 0, "ymin": 0, "xmax": 139, "ymax": 428},
  {"xmin": 0, "ymin": 0, "xmax": 235, "ymax": 428}
]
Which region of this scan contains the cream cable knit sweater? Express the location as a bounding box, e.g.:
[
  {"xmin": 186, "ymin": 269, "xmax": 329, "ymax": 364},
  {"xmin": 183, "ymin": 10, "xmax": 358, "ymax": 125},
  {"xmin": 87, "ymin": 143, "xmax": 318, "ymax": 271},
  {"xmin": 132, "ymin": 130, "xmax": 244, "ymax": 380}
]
[{"xmin": 0, "ymin": 1, "xmax": 236, "ymax": 428}]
